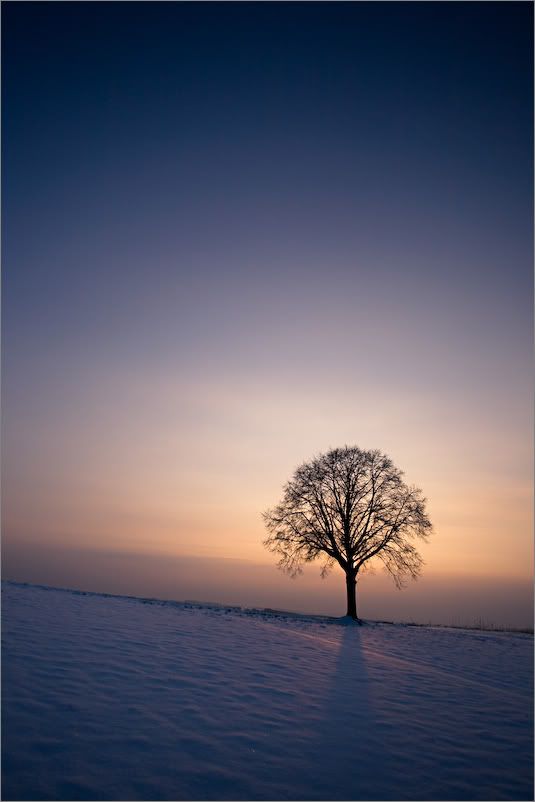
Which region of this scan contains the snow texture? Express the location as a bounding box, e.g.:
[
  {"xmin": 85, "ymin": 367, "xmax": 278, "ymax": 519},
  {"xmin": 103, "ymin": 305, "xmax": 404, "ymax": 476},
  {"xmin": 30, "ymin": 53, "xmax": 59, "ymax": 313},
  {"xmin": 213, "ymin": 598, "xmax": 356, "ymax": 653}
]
[{"xmin": 2, "ymin": 581, "xmax": 533, "ymax": 800}]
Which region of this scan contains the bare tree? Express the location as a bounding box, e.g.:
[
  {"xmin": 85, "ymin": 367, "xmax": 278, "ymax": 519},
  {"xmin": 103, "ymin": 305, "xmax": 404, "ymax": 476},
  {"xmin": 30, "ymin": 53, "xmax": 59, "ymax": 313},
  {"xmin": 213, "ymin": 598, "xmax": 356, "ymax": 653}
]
[{"xmin": 263, "ymin": 446, "xmax": 432, "ymax": 621}]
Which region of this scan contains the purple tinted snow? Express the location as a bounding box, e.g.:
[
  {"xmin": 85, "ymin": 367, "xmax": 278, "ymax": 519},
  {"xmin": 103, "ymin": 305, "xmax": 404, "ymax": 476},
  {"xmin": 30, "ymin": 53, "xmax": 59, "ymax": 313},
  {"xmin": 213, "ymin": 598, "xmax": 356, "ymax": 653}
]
[{"xmin": 2, "ymin": 582, "xmax": 533, "ymax": 800}]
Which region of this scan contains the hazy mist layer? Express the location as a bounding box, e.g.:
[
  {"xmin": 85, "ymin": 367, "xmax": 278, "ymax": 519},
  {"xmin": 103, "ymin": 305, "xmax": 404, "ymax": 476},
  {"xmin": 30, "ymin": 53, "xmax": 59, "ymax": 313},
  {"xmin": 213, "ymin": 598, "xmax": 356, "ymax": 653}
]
[{"xmin": 3, "ymin": 541, "xmax": 532, "ymax": 630}]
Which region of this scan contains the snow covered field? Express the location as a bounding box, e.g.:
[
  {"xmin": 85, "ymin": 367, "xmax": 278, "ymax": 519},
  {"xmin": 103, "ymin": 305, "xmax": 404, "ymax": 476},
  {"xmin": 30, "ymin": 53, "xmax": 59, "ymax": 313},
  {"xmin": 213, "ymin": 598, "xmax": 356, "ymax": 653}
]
[{"xmin": 2, "ymin": 581, "xmax": 533, "ymax": 801}]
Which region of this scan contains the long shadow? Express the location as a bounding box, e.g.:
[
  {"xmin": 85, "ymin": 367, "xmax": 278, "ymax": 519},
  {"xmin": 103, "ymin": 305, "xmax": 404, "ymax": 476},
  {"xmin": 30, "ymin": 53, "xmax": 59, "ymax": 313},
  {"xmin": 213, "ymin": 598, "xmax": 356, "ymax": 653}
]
[
  {"xmin": 302, "ymin": 623, "xmax": 390, "ymax": 801},
  {"xmin": 302, "ymin": 622, "xmax": 535, "ymax": 802}
]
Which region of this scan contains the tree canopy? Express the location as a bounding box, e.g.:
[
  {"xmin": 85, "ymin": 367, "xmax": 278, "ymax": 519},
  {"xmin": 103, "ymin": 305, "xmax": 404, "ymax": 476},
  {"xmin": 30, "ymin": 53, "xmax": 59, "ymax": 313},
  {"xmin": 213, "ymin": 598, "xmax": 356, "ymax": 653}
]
[{"xmin": 263, "ymin": 446, "xmax": 432, "ymax": 619}]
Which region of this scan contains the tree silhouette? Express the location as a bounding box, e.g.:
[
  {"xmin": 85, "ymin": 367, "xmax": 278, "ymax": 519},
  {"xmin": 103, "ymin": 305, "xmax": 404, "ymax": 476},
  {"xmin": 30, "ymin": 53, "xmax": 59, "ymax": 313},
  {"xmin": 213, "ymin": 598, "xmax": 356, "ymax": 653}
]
[{"xmin": 263, "ymin": 446, "xmax": 432, "ymax": 621}]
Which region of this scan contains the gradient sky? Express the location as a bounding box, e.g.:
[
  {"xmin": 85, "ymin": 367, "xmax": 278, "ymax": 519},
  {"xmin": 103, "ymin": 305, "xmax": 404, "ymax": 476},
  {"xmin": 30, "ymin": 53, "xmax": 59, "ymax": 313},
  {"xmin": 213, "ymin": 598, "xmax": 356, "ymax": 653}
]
[{"xmin": 2, "ymin": 2, "xmax": 533, "ymax": 624}]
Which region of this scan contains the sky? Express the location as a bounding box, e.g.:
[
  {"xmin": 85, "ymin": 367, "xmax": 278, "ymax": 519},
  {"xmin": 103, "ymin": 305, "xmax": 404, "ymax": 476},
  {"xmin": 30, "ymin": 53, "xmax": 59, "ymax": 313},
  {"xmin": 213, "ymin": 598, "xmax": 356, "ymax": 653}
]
[{"xmin": 2, "ymin": 2, "xmax": 533, "ymax": 626}]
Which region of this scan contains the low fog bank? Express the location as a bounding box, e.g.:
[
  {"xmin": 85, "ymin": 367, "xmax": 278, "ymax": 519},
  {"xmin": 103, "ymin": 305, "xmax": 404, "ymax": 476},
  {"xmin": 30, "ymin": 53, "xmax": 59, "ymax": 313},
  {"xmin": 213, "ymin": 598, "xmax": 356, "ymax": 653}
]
[{"xmin": 3, "ymin": 540, "xmax": 533, "ymax": 629}]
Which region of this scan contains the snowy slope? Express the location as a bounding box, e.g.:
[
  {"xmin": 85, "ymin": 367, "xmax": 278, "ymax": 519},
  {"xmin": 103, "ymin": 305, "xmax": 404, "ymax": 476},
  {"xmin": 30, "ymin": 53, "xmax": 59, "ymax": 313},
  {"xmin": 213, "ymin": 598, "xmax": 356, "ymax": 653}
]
[{"xmin": 2, "ymin": 581, "xmax": 533, "ymax": 801}]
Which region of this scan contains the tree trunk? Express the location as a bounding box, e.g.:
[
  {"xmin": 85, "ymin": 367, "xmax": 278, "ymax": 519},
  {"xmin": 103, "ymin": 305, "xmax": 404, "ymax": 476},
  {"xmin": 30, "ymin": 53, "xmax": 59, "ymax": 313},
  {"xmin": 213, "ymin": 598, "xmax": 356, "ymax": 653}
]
[{"xmin": 345, "ymin": 569, "xmax": 359, "ymax": 621}]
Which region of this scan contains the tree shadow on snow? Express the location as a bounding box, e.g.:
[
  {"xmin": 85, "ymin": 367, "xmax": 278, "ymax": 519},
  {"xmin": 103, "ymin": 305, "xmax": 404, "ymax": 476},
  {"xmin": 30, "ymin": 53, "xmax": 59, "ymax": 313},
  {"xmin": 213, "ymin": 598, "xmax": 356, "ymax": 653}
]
[{"xmin": 303, "ymin": 623, "xmax": 390, "ymax": 801}]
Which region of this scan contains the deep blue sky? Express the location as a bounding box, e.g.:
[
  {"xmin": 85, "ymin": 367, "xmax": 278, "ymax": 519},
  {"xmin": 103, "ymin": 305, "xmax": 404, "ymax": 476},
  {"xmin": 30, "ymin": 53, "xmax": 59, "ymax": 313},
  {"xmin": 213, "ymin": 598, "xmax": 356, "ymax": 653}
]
[
  {"xmin": 2, "ymin": 2, "xmax": 533, "ymax": 621},
  {"xmin": 4, "ymin": 2, "xmax": 532, "ymax": 325},
  {"xmin": 3, "ymin": 1, "xmax": 533, "ymax": 393}
]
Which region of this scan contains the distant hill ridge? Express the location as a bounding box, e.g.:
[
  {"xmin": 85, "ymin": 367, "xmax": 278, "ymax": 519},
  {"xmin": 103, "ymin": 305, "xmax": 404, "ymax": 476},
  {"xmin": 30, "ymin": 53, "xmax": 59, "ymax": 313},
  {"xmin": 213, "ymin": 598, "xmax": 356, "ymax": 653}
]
[{"xmin": 2, "ymin": 580, "xmax": 532, "ymax": 635}]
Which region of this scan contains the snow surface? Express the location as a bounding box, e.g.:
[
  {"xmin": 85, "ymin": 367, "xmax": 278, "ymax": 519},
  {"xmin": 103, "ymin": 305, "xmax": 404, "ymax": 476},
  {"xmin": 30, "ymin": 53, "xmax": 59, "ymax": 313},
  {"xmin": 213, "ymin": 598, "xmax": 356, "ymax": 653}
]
[{"xmin": 2, "ymin": 581, "xmax": 533, "ymax": 801}]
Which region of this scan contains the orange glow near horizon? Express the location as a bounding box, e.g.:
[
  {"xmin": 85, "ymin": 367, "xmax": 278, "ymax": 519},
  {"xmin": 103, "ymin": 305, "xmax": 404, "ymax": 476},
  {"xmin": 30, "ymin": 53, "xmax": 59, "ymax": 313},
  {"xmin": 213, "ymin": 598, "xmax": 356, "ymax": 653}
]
[{"xmin": 4, "ymin": 369, "xmax": 532, "ymax": 585}]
